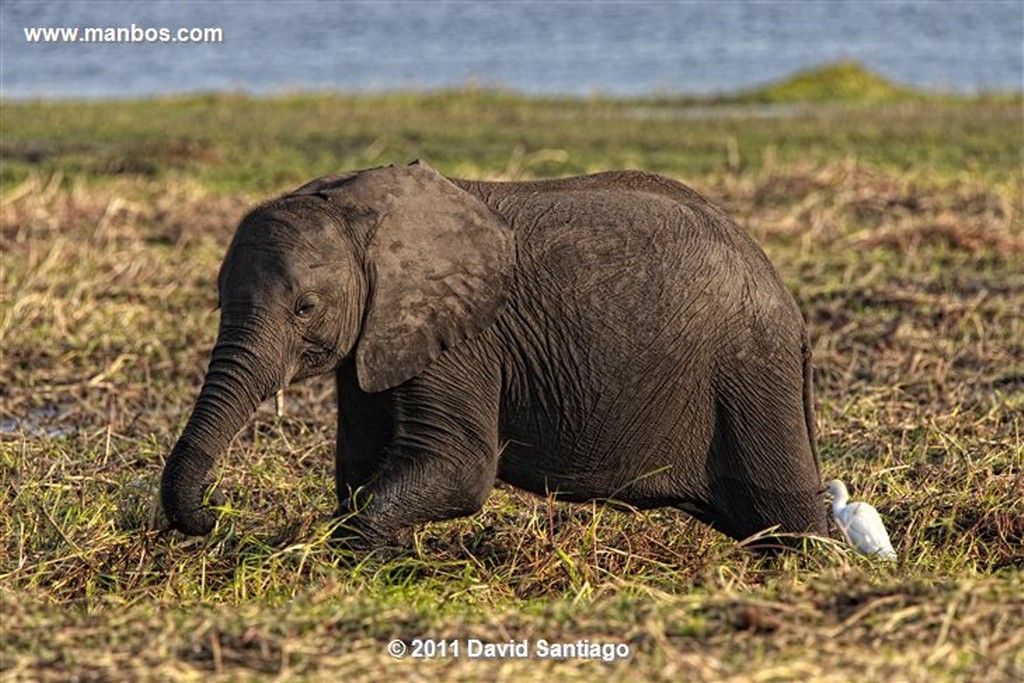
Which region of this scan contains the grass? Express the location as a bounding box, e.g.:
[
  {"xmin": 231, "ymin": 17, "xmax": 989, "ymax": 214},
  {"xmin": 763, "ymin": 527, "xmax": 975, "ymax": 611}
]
[
  {"xmin": 732, "ymin": 61, "xmax": 927, "ymax": 104},
  {"xmin": 2, "ymin": 64, "xmax": 1023, "ymax": 680},
  {"xmin": 2, "ymin": 63, "xmax": 1020, "ymax": 196}
]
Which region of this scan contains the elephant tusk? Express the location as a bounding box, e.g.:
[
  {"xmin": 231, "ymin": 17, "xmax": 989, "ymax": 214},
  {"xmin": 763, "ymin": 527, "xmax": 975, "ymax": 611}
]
[{"xmin": 275, "ymin": 388, "xmax": 286, "ymax": 417}]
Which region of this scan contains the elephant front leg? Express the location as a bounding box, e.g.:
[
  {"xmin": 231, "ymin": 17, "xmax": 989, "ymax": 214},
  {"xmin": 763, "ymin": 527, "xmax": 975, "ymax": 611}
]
[
  {"xmin": 335, "ymin": 365, "xmax": 395, "ymax": 507},
  {"xmin": 332, "ymin": 359, "xmax": 502, "ymax": 548},
  {"xmin": 333, "ymin": 447, "xmax": 498, "ymax": 548}
]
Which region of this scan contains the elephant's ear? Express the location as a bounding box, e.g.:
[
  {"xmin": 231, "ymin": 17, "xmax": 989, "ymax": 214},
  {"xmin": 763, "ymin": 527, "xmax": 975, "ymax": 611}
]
[{"xmin": 350, "ymin": 163, "xmax": 516, "ymax": 392}]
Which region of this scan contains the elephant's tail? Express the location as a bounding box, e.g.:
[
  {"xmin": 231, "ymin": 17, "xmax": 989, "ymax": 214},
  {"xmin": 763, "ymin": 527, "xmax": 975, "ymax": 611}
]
[{"xmin": 802, "ymin": 332, "xmax": 822, "ymax": 483}]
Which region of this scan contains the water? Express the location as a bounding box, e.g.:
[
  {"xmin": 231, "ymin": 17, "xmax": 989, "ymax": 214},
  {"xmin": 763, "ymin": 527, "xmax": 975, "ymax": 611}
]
[
  {"xmin": 2, "ymin": 1, "xmax": 1021, "ymax": 99},
  {"xmin": 0, "ymin": 405, "xmax": 72, "ymax": 438}
]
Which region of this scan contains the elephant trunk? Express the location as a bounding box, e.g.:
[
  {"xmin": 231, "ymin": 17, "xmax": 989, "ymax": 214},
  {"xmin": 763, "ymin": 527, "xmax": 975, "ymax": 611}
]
[{"xmin": 161, "ymin": 326, "xmax": 281, "ymax": 535}]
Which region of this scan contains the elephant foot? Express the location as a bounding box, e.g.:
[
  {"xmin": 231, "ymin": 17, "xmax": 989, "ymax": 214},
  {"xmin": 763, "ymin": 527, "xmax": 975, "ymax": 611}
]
[{"xmin": 329, "ymin": 505, "xmax": 414, "ymax": 552}]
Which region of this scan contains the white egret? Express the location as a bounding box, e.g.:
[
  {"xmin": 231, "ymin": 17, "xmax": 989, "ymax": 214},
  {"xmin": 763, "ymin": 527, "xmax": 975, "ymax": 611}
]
[{"xmin": 825, "ymin": 479, "xmax": 897, "ymax": 561}]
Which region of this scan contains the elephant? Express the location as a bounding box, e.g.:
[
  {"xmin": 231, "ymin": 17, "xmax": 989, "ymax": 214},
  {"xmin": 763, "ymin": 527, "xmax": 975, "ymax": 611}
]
[{"xmin": 160, "ymin": 161, "xmax": 828, "ymax": 549}]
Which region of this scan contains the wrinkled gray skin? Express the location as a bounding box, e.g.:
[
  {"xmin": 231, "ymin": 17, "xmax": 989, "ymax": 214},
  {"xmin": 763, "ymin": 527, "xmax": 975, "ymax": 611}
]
[{"xmin": 160, "ymin": 161, "xmax": 827, "ymax": 548}]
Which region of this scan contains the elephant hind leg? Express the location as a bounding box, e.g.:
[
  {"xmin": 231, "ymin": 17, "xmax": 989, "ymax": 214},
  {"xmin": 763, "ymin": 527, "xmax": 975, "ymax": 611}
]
[
  {"xmin": 701, "ymin": 478, "xmax": 827, "ymax": 549},
  {"xmin": 702, "ymin": 390, "xmax": 828, "ymax": 547}
]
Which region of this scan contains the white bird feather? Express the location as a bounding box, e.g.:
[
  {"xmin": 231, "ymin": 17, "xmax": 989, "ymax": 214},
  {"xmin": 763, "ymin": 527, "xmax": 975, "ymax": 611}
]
[{"xmin": 825, "ymin": 479, "xmax": 896, "ymax": 561}]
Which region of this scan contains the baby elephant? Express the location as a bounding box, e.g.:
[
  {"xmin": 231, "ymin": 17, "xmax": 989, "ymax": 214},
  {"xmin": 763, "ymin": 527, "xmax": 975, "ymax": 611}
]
[{"xmin": 160, "ymin": 161, "xmax": 827, "ymax": 548}]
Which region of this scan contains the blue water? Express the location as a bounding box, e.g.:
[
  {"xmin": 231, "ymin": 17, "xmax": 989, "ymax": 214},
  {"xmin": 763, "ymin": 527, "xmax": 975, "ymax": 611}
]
[{"xmin": 2, "ymin": 1, "xmax": 1021, "ymax": 99}]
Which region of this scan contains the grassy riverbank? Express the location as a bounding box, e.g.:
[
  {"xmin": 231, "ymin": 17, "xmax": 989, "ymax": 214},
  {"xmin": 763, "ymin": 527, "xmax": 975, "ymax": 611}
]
[{"xmin": 2, "ymin": 65, "xmax": 1022, "ymax": 680}]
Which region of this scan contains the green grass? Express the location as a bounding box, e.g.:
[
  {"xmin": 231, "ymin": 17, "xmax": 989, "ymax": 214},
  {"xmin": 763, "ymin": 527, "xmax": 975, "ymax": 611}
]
[
  {"xmin": 2, "ymin": 65, "xmax": 1023, "ymax": 680},
  {"xmin": 734, "ymin": 61, "xmax": 924, "ymax": 104},
  {"xmin": 2, "ymin": 63, "xmax": 1020, "ymax": 196}
]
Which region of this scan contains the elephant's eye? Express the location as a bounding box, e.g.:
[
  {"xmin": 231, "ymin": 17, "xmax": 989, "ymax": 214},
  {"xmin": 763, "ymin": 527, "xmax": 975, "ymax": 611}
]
[{"xmin": 294, "ymin": 293, "xmax": 320, "ymax": 319}]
